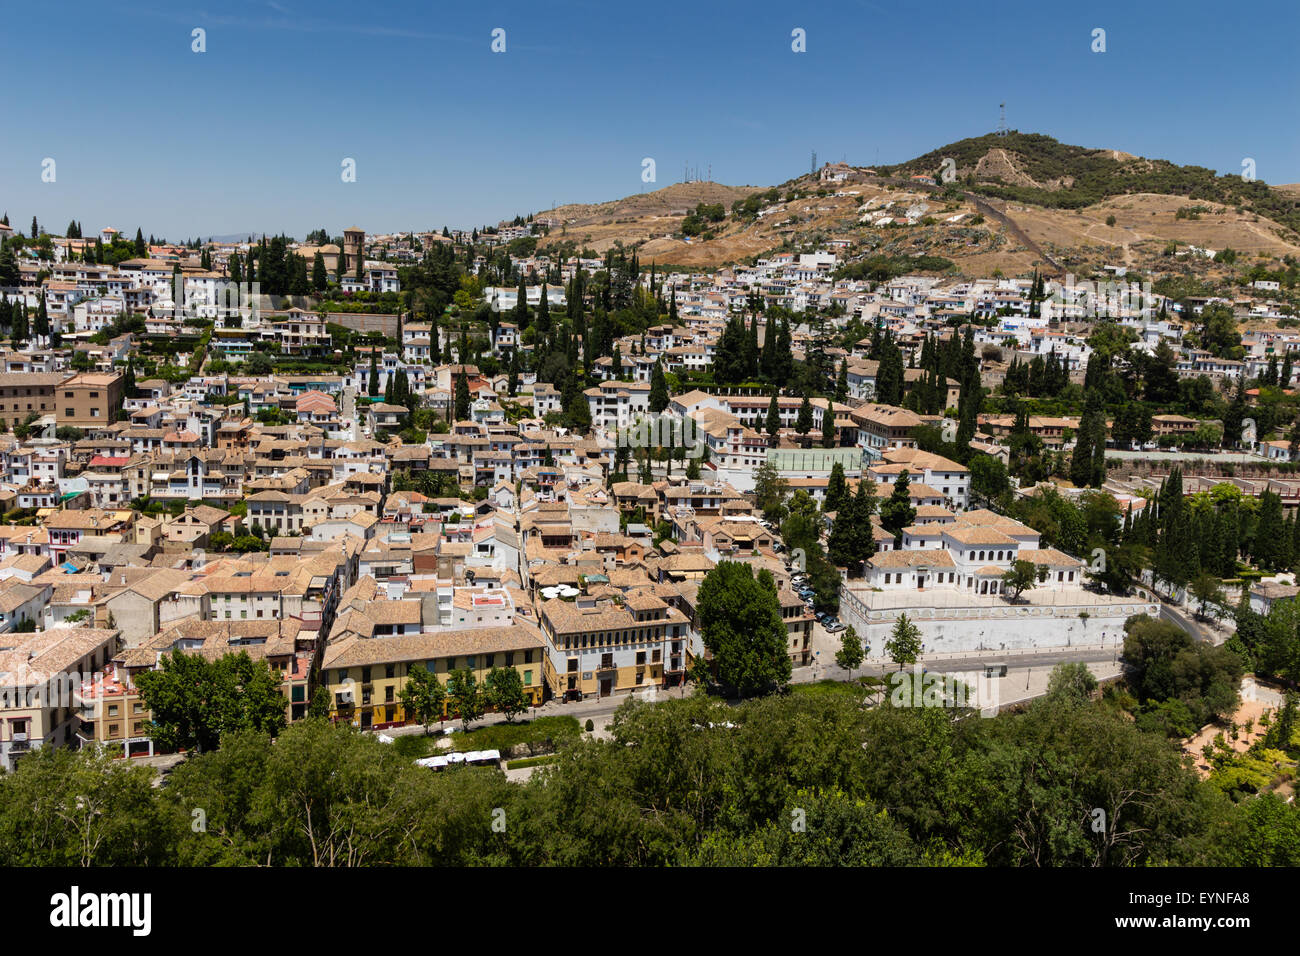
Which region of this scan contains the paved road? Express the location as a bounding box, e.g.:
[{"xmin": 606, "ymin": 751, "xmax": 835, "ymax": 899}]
[{"xmin": 1150, "ymin": 593, "xmax": 1219, "ymax": 644}]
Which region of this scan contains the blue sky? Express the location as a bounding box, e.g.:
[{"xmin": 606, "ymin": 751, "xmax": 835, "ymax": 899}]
[{"xmin": 2, "ymin": 0, "xmax": 1296, "ymax": 240}]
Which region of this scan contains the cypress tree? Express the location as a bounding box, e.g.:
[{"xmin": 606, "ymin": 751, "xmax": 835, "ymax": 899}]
[
  {"xmin": 537, "ymin": 283, "xmax": 550, "ymax": 336},
  {"xmin": 648, "ymin": 360, "xmax": 669, "ymax": 413},
  {"xmin": 796, "ymin": 393, "xmax": 813, "ymax": 439},
  {"xmin": 821, "ymin": 402, "xmax": 838, "ymax": 448},
  {"xmin": 765, "ymin": 392, "xmax": 780, "ymax": 445},
  {"xmin": 825, "ymin": 462, "xmax": 848, "ymax": 514}
]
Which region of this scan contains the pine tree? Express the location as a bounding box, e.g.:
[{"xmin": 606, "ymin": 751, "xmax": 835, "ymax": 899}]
[{"xmin": 368, "ymin": 350, "xmax": 379, "ymax": 397}]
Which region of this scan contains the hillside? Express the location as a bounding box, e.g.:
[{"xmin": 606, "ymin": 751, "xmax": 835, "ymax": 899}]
[{"xmin": 532, "ymin": 133, "xmax": 1300, "ymax": 276}]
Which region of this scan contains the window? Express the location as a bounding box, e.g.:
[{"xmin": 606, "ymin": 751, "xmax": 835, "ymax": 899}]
[{"xmin": 385, "ymin": 664, "xmax": 395, "ymax": 679}]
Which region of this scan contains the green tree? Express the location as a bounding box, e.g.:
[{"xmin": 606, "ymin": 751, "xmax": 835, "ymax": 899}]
[
  {"xmin": 1001, "ymin": 559, "xmax": 1040, "ymax": 601},
  {"xmin": 0, "ymin": 748, "xmax": 177, "ymax": 866},
  {"xmin": 446, "ymin": 668, "xmax": 485, "ymax": 730},
  {"xmin": 308, "ymin": 685, "xmax": 332, "ymax": 719},
  {"xmin": 648, "ymin": 360, "xmax": 669, "ymax": 413},
  {"xmin": 752, "ymin": 460, "xmax": 789, "ymax": 523},
  {"xmin": 821, "ymin": 402, "xmax": 838, "ymax": 448},
  {"xmin": 796, "ymin": 393, "xmax": 813, "ymax": 440},
  {"xmin": 696, "ymin": 562, "xmax": 792, "ymax": 697},
  {"xmin": 1189, "ymin": 572, "xmax": 1227, "ymax": 621},
  {"xmin": 879, "ymin": 470, "xmax": 917, "ymax": 543},
  {"xmin": 834, "ymin": 625, "xmax": 864, "ymax": 673},
  {"xmin": 486, "ymin": 666, "xmax": 528, "ymax": 723},
  {"xmin": 454, "ymin": 371, "xmax": 471, "ymax": 421},
  {"xmin": 1046, "ymin": 661, "xmax": 1098, "ymax": 703},
  {"xmin": 311, "ymin": 251, "xmax": 328, "ymax": 290},
  {"xmin": 884, "ymin": 613, "xmax": 922, "ymax": 671},
  {"xmin": 398, "ymin": 663, "xmax": 447, "ymax": 733},
  {"xmin": 824, "ymin": 461, "xmax": 849, "ymax": 514},
  {"xmin": 134, "ymin": 650, "xmax": 287, "ymax": 753},
  {"xmin": 765, "ymin": 392, "xmax": 781, "ymax": 445}
]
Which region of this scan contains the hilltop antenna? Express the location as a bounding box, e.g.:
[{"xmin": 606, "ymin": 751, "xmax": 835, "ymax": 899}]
[
  {"xmin": 810, "ymin": 150, "xmax": 817, "ymax": 174},
  {"xmin": 997, "ymin": 102, "xmax": 1008, "ymax": 138},
  {"xmin": 707, "ymin": 163, "xmax": 711, "ymax": 182}
]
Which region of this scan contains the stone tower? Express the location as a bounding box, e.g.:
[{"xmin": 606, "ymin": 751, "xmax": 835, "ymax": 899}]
[{"xmin": 342, "ymin": 227, "xmax": 365, "ymax": 276}]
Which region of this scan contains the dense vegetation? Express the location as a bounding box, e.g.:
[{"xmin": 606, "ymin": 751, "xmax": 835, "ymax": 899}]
[{"xmin": 3, "ymin": 672, "xmax": 1297, "ymax": 866}]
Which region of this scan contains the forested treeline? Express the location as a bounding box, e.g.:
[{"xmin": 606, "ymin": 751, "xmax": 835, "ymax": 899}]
[{"xmin": 2, "ymin": 673, "xmax": 1297, "ymax": 867}]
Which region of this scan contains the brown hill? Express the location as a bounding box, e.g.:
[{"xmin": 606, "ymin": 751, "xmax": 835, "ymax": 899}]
[{"xmin": 530, "ymin": 135, "xmax": 1300, "ymax": 275}]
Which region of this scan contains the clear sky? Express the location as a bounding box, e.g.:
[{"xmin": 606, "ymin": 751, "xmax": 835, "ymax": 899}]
[{"xmin": 2, "ymin": 0, "xmax": 1296, "ymax": 240}]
